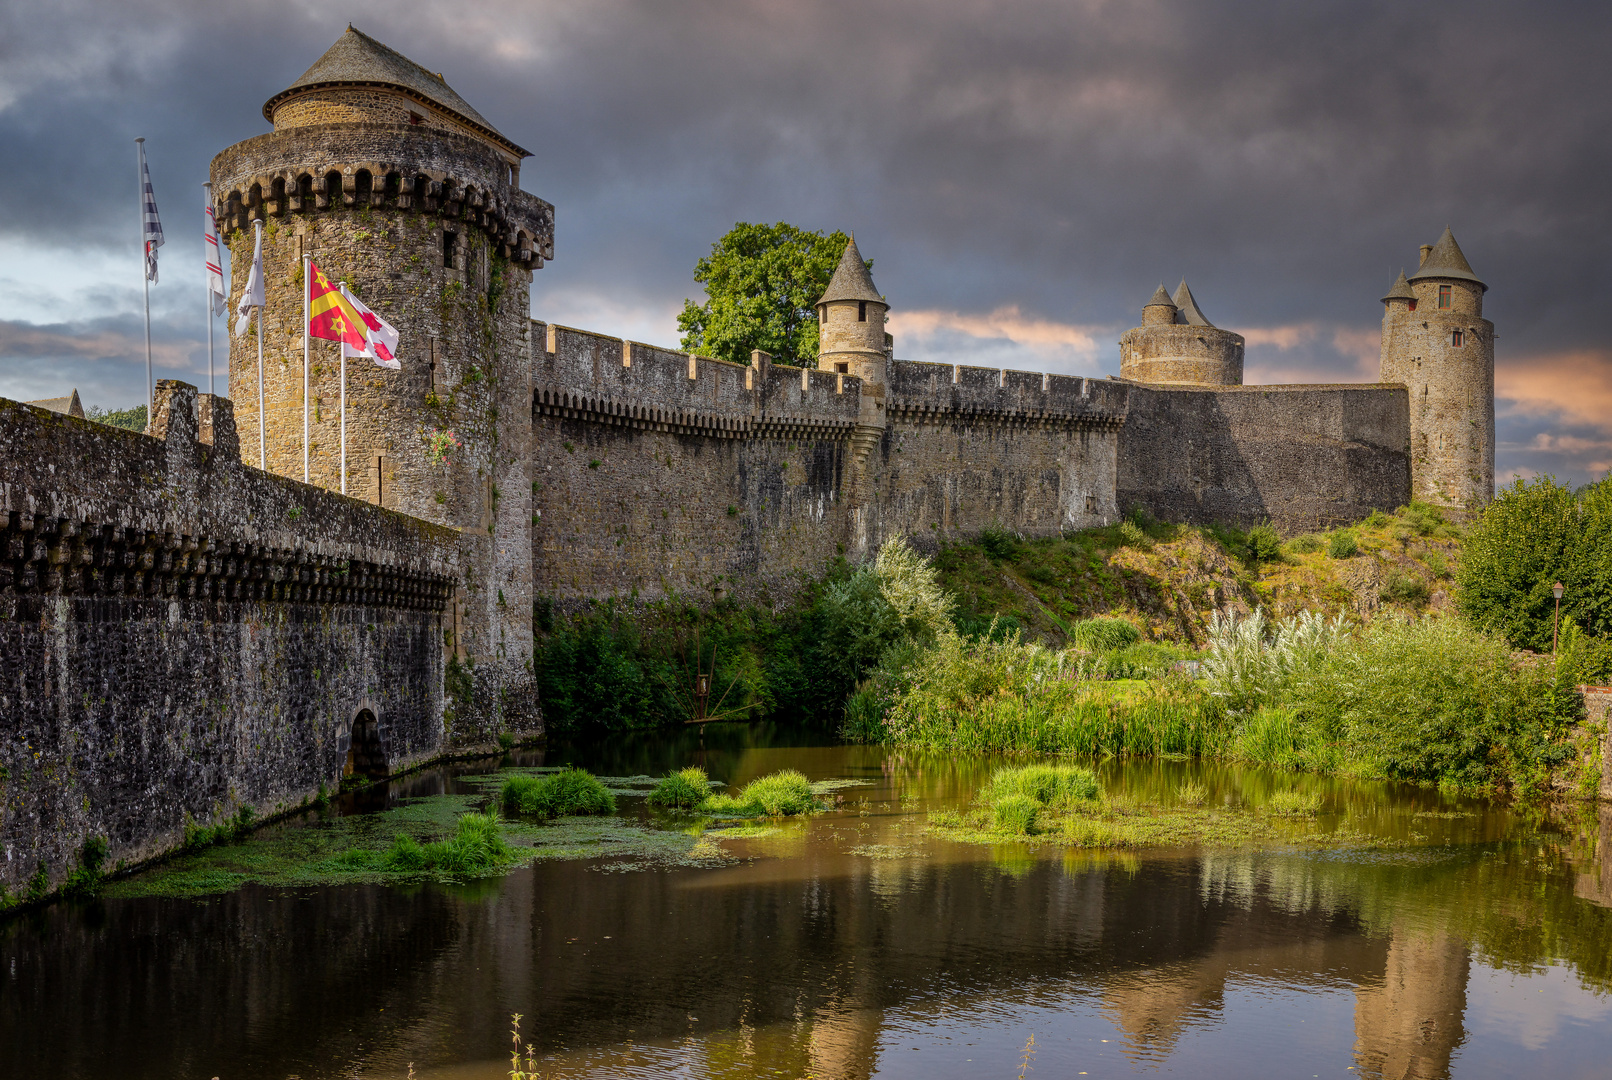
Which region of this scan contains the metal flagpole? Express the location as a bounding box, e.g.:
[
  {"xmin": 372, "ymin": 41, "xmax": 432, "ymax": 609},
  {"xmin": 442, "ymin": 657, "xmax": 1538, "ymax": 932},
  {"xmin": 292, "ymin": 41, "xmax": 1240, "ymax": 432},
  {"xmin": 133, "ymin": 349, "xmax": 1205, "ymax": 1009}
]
[
  {"xmin": 137, "ymin": 139, "xmax": 152, "ymax": 426},
  {"xmin": 203, "ymin": 182, "xmax": 214, "ymax": 398},
  {"xmin": 253, "ymin": 218, "xmax": 265, "ymax": 470},
  {"xmin": 339, "ymin": 280, "xmax": 347, "ymax": 495},
  {"xmin": 303, "ymin": 254, "xmax": 311, "ymax": 483}
]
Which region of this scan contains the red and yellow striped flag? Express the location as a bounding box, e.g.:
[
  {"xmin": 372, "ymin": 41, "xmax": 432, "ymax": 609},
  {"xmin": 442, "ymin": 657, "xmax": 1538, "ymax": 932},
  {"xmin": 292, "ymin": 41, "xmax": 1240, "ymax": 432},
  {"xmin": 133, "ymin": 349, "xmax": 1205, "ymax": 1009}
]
[{"xmin": 307, "ymin": 261, "xmax": 369, "ymax": 350}]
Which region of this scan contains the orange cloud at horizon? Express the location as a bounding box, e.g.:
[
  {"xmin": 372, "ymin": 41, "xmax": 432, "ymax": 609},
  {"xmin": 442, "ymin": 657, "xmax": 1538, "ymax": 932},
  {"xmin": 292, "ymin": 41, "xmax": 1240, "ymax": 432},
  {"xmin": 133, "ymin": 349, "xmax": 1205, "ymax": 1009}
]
[
  {"xmin": 1494, "ymin": 349, "xmax": 1612, "ymax": 428},
  {"xmin": 887, "ymin": 306, "xmax": 1112, "ymax": 358}
]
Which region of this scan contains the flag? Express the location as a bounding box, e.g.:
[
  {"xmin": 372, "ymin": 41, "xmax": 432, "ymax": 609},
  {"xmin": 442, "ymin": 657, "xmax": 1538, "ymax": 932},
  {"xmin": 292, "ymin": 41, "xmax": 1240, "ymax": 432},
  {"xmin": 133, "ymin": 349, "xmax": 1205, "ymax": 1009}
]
[
  {"xmin": 339, "ymin": 284, "xmax": 401, "ymax": 370},
  {"xmin": 233, "ymin": 224, "xmax": 264, "ymax": 335},
  {"xmin": 138, "ymin": 142, "xmax": 164, "ymax": 283},
  {"xmin": 204, "ymin": 199, "xmax": 227, "ymax": 317},
  {"xmin": 306, "ymin": 261, "xmax": 369, "ymax": 351}
]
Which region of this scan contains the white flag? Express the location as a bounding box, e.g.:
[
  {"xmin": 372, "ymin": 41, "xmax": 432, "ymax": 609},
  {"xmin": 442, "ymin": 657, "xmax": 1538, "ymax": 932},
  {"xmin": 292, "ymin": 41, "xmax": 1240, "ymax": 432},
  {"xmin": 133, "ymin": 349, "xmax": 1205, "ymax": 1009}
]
[
  {"xmin": 339, "ymin": 284, "xmax": 401, "ymax": 370},
  {"xmin": 204, "ymin": 200, "xmax": 227, "ymax": 317},
  {"xmin": 233, "ymin": 225, "xmax": 264, "ymax": 336},
  {"xmin": 138, "ymin": 142, "xmax": 164, "ymax": 283}
]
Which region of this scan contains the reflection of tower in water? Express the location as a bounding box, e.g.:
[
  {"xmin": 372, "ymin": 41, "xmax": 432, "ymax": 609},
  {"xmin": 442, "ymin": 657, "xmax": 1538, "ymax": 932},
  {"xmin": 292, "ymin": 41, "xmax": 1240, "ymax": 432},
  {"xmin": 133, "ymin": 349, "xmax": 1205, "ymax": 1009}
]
[{"xmin": 1352, "ymin": 926, "xmax": 1470, "ymax": 1080}]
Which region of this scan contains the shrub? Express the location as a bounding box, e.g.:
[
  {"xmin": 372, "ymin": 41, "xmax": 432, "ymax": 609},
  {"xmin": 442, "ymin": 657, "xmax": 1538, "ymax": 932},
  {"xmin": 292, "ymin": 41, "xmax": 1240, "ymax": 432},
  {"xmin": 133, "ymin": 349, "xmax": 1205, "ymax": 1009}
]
[
  {"xmin": 502, "ymin": 769, "xmax": 617, "ymax": 818},
  {"xmin": 1327, "ymin": 530, "xmax": 1359, "ymax": 558},
  {"xmin": 874, "ymin": 536, "xmax": 955, "ymax": 643},
  {"xmin": 703, "ymin": 769, "xmax": 819, "ymax": 816},
  {"xmin": 1118, "ymin": 520, "xmax": 1150, "ymax": 549},
  {"xmin": 1422, "ymin": 550, "xmax": 1451, "ymax": 580},
  {"xmin": 1071, "ymin": 616, "xmax": 1141, "ymax": 652},
  {"xmin": 647, "ymin": 766, "xmax": 710, "ymax": 809},
  {"xmin": 1286, "ymin": 534, "xmax": 1323, "ymax": 555},
  {"xmin": 1379, "ymin": 572, "xmax": 1430, "ymax": 606},
  {"xmin": 1245, "ymin": 522, "xmax": 1282, "ymax": 563},
  {"xmin": 992, "ymin": 794, "xmax": 1040, "ymax": 835},
  {"xmin": 979, "ymin": 525, "xmax": 1018, "ymax": 561},
  {"xmin": 61, "ymin": 836, "xmax": 109, "ymax": 898}
]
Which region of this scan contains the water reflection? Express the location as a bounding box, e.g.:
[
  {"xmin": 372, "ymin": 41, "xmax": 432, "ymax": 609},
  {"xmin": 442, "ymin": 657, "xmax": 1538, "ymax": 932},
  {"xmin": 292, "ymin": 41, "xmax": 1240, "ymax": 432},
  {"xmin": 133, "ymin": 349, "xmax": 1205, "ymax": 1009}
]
[{"xmin": 3, "ymin": 724, "xmax": 1610, "ymax": 1079}]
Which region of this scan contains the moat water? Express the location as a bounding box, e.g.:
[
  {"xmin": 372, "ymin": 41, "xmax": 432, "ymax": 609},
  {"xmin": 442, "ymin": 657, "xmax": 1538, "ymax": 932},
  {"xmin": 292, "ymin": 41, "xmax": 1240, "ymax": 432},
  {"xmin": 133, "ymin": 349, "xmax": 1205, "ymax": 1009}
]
[{"xmin": 5, "ymin": 723, "xmax": 1612, "ymax": 1079}]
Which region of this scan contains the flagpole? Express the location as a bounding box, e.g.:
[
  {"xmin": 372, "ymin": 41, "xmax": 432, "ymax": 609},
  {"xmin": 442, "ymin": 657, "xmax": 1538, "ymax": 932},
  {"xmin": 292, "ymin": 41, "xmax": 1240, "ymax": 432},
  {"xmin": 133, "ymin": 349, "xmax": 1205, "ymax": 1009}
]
[
  {"xmin": 136, "ymin": 138, "xmax": 152, "ymax": 426},
  {"xmin": 339, "ymin": 279, "xmax": 348, "ymax": 496},
  {"xmin": 203, "ymin": 182, "xmax": 214, "ymax": 398},
  {"xmin": 303, "ymin": 254, "xmax": 311, "ymax": 483},
  {"xmin": 253, "ymin": 218, "xmax": 265, "ymax": 470}
]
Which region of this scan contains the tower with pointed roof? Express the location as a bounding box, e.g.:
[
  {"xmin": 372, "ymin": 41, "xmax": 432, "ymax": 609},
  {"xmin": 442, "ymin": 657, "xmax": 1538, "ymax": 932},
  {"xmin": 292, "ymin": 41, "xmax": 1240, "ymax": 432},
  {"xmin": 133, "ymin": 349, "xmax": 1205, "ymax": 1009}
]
[
  {"xmin": 210, "ymin": 26, "xmax": 556, "ymax": 736},
  {"xmin": 1119, "ymin": 280, "xmax": 1245, "ymax": 385},
  {"xmin": 815, "ymin": 237, "xmax": 891, "ymax": 436},
  {"xmin": 1379, "ymin": 228, "xmax": 1494, "ymax": 507}
]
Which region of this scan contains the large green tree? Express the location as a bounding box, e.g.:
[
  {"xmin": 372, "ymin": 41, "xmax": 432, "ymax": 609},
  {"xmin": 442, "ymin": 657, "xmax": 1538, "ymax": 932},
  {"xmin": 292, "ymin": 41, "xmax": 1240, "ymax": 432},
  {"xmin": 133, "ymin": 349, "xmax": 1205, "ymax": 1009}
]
[
  {"xmin": 677, "ymin": 222, "xmax": 864, "ymax": 368},
  {"xmin": 1457, "ymin": 475, "xmax": 1612, "ymax": 650}
]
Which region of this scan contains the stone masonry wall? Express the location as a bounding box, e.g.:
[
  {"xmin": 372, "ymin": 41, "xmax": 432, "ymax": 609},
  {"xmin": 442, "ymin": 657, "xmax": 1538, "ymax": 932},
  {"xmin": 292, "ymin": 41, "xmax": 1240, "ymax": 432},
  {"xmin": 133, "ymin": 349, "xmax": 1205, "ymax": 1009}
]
[
  {"xmin": 0, "ymin": 385, "xmax": 458, "ymax": 896},
  {"xmin": 531, "ymin": 324, "xmax": 857, "ymax": 606},
  {"xmin": 1117, "ymin": 382, "xmax": 1411, "ymax": 532}
]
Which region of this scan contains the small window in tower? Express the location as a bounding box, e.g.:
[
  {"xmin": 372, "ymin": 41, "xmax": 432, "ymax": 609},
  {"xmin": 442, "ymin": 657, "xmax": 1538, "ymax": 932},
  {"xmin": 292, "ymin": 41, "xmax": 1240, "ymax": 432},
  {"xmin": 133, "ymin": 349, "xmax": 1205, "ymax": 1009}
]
[
  {"xmin": 1408, "ymin": 299, "xmax": 1418, "ymax": 312},
  {"xmin": 409, "ymin": 110, "xmax": 424, "ymax": 125},
  {"xmin": 442, "ymin": 231, "xmax": 457, "ymax": 269},
  {"xmin": 858, "ymin": 300, "xmax": 867, "ymax": 322},
  {"xmin": 836, "ymin": 363, "xmax": 849, "ymax": 374},
  {"xmin": 1451, "ymin": 329, "xmax": 1464, "ymax": 347},
  {"xmin": 1438, "ymin": 285, "xmax": 1452, "ymax": 309}
]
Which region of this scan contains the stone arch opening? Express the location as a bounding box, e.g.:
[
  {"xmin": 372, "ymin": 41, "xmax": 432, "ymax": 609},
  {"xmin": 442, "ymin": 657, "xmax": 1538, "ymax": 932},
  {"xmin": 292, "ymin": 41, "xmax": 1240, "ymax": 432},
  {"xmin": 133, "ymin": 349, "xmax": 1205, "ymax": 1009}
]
[
  {"xmin": 355, "ymin": 169, "xmax": 373, "ymax": 205},
  {"xmin": 344, "ymin": 708, "xmax": 389, "ymax": 779}
]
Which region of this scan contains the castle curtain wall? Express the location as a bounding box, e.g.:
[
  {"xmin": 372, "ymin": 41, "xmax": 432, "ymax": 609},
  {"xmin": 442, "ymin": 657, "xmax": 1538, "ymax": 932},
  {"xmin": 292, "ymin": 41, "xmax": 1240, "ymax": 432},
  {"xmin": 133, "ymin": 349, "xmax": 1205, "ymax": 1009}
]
[
  {"xmin": 1116, "ymin": 383, "xmax": 1412, "ymax": 532},
  {"xmin": 0, "ymin": 386, "xmax": 457, "ymax": 894}
]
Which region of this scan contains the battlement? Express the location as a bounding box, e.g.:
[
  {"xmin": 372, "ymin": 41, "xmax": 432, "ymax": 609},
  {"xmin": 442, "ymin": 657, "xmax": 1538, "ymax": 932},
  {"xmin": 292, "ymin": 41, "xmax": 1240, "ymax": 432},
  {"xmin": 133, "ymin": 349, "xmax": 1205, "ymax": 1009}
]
[
  {"xmin": 886, "ymin": 360, "xmax": 1128, "ymax": 430},
  {"xmin": 531, "ymin": 322, "xmax": 862, "ymax": 442},
  {"xmin": 210, "ymin": 124, "xmax": 554, "ymax": 264}
]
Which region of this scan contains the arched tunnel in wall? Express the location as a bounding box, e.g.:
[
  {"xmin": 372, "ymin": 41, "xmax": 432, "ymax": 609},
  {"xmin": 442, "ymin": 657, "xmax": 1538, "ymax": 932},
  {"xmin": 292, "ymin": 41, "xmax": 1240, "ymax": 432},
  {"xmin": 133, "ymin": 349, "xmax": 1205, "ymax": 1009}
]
[{"xmin": 344, "ymin": 709, "xmax": 390, "ymax": 779}]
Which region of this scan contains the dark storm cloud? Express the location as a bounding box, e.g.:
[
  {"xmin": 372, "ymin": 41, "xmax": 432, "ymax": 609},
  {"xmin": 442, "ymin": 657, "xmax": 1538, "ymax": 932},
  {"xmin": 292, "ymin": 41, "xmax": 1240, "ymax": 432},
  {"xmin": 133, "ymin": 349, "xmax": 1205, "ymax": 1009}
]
[{"xmin": 2, "ymin": 0, "xmax": 1609, "ymax": 479}]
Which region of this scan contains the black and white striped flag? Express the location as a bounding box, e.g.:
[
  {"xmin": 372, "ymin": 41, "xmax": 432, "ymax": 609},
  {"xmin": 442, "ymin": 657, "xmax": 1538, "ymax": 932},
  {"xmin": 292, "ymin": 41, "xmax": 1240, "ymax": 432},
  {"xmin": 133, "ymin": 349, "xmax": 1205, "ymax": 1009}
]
[{"xmin": 138, "ymin": 141, "xmax": 164, "ymax": 283}]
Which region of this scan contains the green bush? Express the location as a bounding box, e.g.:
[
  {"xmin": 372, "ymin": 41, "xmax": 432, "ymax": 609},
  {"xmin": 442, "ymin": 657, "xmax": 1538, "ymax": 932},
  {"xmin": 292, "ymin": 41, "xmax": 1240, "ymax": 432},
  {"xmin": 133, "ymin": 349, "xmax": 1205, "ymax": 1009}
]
[
  {"xmin": 1286, "ymin": 534, "xmax": 1324, "ymax": 555},
  {"xmin": 1245, "ymin": 522, "xmax": 1282, "ymax": 563},
  {"xmin": 1118, "ymin": 520, "xmax": 1150, "ymax": 549},
  {"xmin": 86, "ymin": 404, "xmax": 147, "ymax": 431},
  {"xmin": 502, "ymin": 769, "xmax": 617, "ymax": 818},
  {"xmin": 979, "ymin": 525, "xmax": 1018, "ymax": 561},
  {"xmin": 1071, "ymin": 616, "xmax": 1141, "ymax": 652},
  {"xmin": 647, "ymin": 766, "xmax": 710, "ymax": 809},
  {"xmin": 1380, "ymin": 572, "xmax": 1430, "ymax": 606},
  {"xmin": 61, "ymin": 836, "xmax": 109, "ymax": 898},
  {"xmin": 1327, "ymin": 530, "xmax": 1359, "ymax": 558},
  {"xmin": 702, "ymin": 769, "xmax": 820, "ymax": 816}
]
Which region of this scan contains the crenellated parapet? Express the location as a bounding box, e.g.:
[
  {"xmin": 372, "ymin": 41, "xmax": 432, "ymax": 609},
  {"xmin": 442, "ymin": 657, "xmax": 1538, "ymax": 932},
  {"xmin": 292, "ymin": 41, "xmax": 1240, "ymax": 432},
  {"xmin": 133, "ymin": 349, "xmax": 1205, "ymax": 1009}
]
[
  {"xmin": 886, "ymin": 360, "xmax": 1128, "ymax": 431},
  {"xmin": 531, "ymin": 322, "xmax": 862, "ymax": 443},
  {"xmin": 210, "ymin": 124, "xmax": 554, "ymax": 264}
]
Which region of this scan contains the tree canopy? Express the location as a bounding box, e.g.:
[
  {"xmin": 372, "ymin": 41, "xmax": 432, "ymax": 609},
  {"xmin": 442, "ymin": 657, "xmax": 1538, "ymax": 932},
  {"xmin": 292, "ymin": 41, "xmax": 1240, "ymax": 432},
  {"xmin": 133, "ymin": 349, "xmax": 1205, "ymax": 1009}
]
[
  {"xmin": 676, "ymin": 222, "xmax": 865, "ymax": 368},
  {"xmin": 1457, "ymin": 475, "xmax": 1612, "ymax": 650}
]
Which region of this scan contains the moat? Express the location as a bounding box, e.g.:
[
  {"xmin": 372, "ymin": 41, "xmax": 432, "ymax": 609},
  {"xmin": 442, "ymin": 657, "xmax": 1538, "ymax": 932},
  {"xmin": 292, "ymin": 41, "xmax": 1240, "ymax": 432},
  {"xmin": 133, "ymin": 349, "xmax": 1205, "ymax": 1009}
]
[{"xmin": 5, "ymin": 723, "xmax": 1611, "ymax": 1080}]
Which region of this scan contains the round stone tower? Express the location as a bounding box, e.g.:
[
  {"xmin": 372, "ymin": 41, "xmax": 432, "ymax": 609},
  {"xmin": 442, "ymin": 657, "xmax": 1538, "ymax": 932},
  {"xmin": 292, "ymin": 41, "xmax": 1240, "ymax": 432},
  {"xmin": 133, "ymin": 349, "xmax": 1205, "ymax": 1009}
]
[
  {"xmin": 210, "ymin": 26, "xmax": 555, "ymax": 734},
  {"xmin": 815, "ymin": 236, "xmax": 890, "ymax": 432},
  {"xmin": 1378, "ymin": 227, "xmax": 1495, "ymax": 508},
  {"xmin": 1119, "ymin": 281, "xmax": 1244, "ymax": 385}
]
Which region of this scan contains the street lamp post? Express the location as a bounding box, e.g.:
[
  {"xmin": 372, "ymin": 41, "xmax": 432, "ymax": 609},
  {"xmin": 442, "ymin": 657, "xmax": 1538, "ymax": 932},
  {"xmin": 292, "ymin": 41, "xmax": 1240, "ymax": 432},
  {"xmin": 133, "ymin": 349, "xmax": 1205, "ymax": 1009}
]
[{"xmin": 1553, "ymin": 582, "xmax": 1565, "ymax": 652}]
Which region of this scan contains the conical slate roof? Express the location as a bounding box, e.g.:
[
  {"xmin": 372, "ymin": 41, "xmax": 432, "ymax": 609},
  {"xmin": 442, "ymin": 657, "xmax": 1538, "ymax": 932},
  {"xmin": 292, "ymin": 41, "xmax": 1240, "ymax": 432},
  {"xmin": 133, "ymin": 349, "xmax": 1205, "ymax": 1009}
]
[
  {"xmin": 1407, "ymin": 227, "xmax": 1485, "ymax": 291},
  {"xmin": 1144, "ymin": 284, "xmax": 1176, "ymax": 309},
  {"xmin": 1381, "ymin": 270, "xmax": 1416, "ymax": 303},
  {"xmin": 1171, "ymin": 280, "xmax": 1215, "ymax": 327},
  {"xmin": 817, "ymin": 236, "xmax": 884, "ymax": 306},
  {"xmin": 263, "ymin": 26, "xmax": 528, "ymax": 157}
]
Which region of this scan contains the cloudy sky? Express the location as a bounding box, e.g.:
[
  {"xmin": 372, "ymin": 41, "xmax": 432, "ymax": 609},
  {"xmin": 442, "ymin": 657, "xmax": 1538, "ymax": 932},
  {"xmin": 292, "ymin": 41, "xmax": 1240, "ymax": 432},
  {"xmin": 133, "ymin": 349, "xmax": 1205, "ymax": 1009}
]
[{"xmin": 2, "ymin": 0, "xmax": 1607, "ymax": 486}]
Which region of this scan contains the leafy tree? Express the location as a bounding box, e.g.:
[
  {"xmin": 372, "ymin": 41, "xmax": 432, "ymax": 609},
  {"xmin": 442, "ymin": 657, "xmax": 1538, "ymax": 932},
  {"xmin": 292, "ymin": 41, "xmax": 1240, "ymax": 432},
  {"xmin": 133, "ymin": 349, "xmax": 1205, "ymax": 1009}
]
[
  {"xmin": 86, "ymin": 404, "xmax": 147, "ymax": 431},
  {"xmin": 677, "ymin": 222, "xmax": 863, "ymax": 367},
  {"xmin": 1457, "ymin": 475, "xmax": 1612, "ymax": 650}
]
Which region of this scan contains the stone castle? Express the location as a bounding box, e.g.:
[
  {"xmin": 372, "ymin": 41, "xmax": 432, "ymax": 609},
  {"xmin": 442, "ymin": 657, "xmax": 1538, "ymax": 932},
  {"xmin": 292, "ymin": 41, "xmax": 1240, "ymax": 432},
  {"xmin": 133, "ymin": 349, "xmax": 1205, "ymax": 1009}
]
[{"xmin": 0, "ymin": 27, "xmax": 1494, "ymax": 894}]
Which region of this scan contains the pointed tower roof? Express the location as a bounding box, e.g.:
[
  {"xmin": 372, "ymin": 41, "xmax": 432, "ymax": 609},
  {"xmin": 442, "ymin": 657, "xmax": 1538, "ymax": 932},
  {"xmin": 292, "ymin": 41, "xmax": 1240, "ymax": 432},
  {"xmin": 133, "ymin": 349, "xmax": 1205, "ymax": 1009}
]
[
  {"xmin": 1171, "ymin": 280, "xmax": 1215, "ymax": 327},
  {"xmin": 263, "ymin": 26, "xmax": 528, "ymax": 158},
  {"xmin": 1406, "ymin": 227, "xmax": 1485, "ymax": 291},
  {"xmin": 1381, "ymin": 270, "xmax": 1416, "ymax": 303},
  {"xmin": 817, "ymin": 236, "xmax": 884, "ymax": 306},
  {"xmin": 1144, "ymin": 284, "xmax": 1176, "ymax": 309}
]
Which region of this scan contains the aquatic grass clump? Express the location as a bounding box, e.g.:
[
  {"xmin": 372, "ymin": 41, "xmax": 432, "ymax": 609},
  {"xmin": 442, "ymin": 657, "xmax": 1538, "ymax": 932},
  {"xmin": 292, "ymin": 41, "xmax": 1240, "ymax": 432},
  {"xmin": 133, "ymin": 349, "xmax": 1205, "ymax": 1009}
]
[
  {"xmin": 982, "ymin": 763, "xmax": 1102, "ymax": 809},
  {"xmin": 702, "ymin": 769, "xmax": 821, "ymax": 817},
  {"xmin": 1266, "ymin": 790, "xmax": 1323, "ymax": 816},
  {"xmin": 648, "ymin": 766, "xmax": 711, "ymax": 809},
  {"xmin": 1176, "ymin": 781, "xmax": 1207, "ymax": 807},
  {"xmin": 992, "ymin": 794, "xmax": 1041, "ymax": 835},
  {"xmin": 384, "ymin": 812, "xmax": 513, "ymax": 875},
  {"xmin": 502, "ymin": 769, "xmax": 616, "ymax": 818}
]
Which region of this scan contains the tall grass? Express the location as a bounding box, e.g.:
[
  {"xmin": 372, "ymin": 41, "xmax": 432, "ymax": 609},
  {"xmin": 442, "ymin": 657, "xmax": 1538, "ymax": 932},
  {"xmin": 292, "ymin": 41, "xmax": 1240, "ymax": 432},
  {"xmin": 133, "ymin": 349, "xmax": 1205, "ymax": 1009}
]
[
  {"xmin": 502, "ymin": 770, "xmax": 616, "ymax": 818},
  {"xmin": 648, "ymin": 766, "xmax": 711, "ymax": 809},
  {"xmin": 383, "ymin": 812, "xmax": 513, "ymax": 876},
  {"xmin": 702, "ymin": 769, "xmax": 820, "ymax": 816}
]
